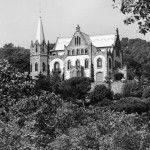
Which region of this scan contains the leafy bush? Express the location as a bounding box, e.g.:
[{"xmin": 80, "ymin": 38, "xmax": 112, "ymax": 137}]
[
  {"xmin": 94, "ymin": 98, "xmax": 113, "ymax": 107},
  {"xmin": 114, "ymin": 93, "xmax": 122, "ymax": 100},
  {"xmin": 90, "ymin": 84, "xmax": 113, "ymax": 104},
  {"xmin": 142, "ymin": 86, "xmax": 150, "ymax": 98},
  {"xmin": 114, "ymin": 72, "xmax": 124, "ymax": 80},
  {"xmin": 54, "ymin": 77, "xmax": 91, "ymax": 102},
  {"xmin": 122, "ymin": 81, "xmax": 143, "ymax": 98},
  {"xmin": 110, "ymin": 97, "xmax": 147, "ymax": 114}
]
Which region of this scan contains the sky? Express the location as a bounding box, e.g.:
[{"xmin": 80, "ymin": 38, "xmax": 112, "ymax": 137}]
[{"xmin": 0, "ymin": 0, "xmax": 150, "ymax": 49}]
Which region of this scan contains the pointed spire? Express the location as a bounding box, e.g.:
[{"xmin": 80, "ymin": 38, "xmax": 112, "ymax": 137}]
[{"xmin": 36, "ymin": 16, "xmax": 45, "ymax": 44}]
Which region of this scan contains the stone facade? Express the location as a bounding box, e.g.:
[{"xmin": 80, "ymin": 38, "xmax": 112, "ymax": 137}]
[{"xmin": 30, "ymin": 18, "xmax": 123, "ymax": 83}]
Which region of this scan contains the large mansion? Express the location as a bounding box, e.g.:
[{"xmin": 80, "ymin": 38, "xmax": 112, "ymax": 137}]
[{"xmin": 30, "ymin": 17, "xmax": 123, "ymax": 83}]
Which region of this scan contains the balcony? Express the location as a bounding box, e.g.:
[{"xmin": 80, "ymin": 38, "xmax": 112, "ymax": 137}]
[{"xmin": 52, "ymin": 68, "xmax": 61, "ymax": 74}]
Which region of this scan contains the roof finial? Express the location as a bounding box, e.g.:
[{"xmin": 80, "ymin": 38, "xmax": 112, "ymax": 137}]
[
  {"xmin": 116, "ymin": 28, "xmax": 119, "ymax": 36},
  {"xmin": 76, "ymin": 25, "xmax": 80, "ymax": 32}
]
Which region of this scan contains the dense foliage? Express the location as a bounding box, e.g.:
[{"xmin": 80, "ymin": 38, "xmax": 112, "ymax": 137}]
[
  {"xmin": 90, "ymin": 84, "xmax": 113, "ymax": 104},
  {"xmin": 113, "ymin": 0, "xmax": 150, "ymax": 34},
  {"xmin": 121, "ymin": 38, "xmax": 150, "ymax": 79},
  {"xmin": 0, "ymin": 43, "xmax": 30, "ymax": 72}
]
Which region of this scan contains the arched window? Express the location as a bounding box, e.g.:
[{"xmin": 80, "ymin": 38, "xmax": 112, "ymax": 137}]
[
  {"xmin": 68, "ymin": 60, "xmax": 71, "ymax": 70},
  {"xmin": 85, "ymin": 59, "xmax": 89, "ymax": 68},
  {"xmin": 77, "ymin": 49, "xmax": 80, "ymax": 55},
  {"xmin": 85, "ymin": 48, "xmax": 88, "ymax": 54},
  {"xmin": 54, "ymin": 62, "xmax": 60, "ymax": 70},
  {"xmin": 109, "ymin": 58, "xmax": 112, "ymax": 69},
  {"xmin": 35, "ymin": 62, "xmax": 38, "ymax": 71},
  {"xmin": 68, "ymin": 50, "xmax": 71, "ymax": 56},
  {"xmin": 97, "ymin": 58, "xmax": 102, "ymax": 68},
  {"xmin": 43, "ymin": 62, "xmax": 46, "ymax": 72},
  {"xmin": 77, "ymin": 36, "xmax": 78, "ymax": 45},
  {"xmin": 81, "ymin": 49, "xmax": 84, "ymax": 54},
  {"xmin": 72, "ymin": 49, "xmax": 75, "ymax": 55},
  {"xmin": 75, "ymin": 38, "xmax": 77, "ymax": 45},
  {"xmin": 76, "ymin": 59, "xmax": 80, "ymax": 67},
  {"xmin": 30, "ymin": 64, "xmax": 32, "ymax": 72},
  {"xmin": 78, "ymin": 37, "xmax": 81, "ymax": 45}
]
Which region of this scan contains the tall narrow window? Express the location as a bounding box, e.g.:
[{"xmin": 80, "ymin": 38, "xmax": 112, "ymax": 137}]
[
  {"xmin": 77, "ymin": 36, "xmax": 79, "ymax": 45},
  {"xmin": 85, "ymin": 48, "xmax": 88, "ymax": 54},
  {"xmin": 77, "ymin": 49, "xmax": 80, "ymax": 55},
  {"xmin": 97, "ymin": 58, "xmax": 102, "ymax": 68},
  {"xmin": 81, "ymin": 49, "xmax": 84, "ymax": 54},
  {"xmin": 68, "ymin": 60, "xmax": 71, "ymax": 70},
  {"xmin": 77, "ymin": 70, "xmax": 80, "ymax": 77},
  {"xmin": 72, "ymin": 49, "xmax": 75, "ymax": 55},
  {"xmin": 43, "ymin": 62, "xmax": 46, "ymax": 72},
  {"xmin": 54, "ymin": 62, "xmax": 60, "ymax": 70},
  {"xmin": 30, "ymin": 64, "xmax": 32, "ymax": 72},
  {"xmin": 36, "ymin": 44, "xmax": 38, "ymax": 52},
  {"xmin": 85, "ymin": 59, "xmax": 89, "ymax": 68},
  {"xmin": 35, "ymin": 62, "xmax": 38, "ymax": 71},
  {"xmin": 76, "ymin": 59, "xmax": 80, "ymax": 67},
  {"xmin": 109, "ymin": 58, "xmax": 112, "ymax": 69},
  {"xmin": 75, "ymin": 38, "xmax": 77, "ymax": 45},
  {"xmin": 79, "ymin": 37, "xmax": 81, "ymax": 45}
]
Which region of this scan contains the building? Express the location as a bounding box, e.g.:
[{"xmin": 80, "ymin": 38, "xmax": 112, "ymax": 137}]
[{"xmin": 30, "ymin": 16, "xmax": 123, "ymax": 83}]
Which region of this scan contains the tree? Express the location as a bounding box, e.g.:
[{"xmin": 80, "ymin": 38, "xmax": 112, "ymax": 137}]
[
  {"xmin": 113, "ymin": 0, "xmax": 150, "ymax": 34},
  {"xmin": 55, "ymin": 77, "xmax": 91, "ymax": 104},
  {"xmin": 0, "ymin": 43, "xmax": 30, "ymax": 73}
]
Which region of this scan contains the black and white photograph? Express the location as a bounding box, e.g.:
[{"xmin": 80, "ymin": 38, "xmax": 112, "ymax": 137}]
[{"xmin": 1, "ymin": 0, "xmax": 150, "ymax": 149}]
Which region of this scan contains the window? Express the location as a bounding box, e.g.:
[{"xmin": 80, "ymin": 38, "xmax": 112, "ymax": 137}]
[
  {"xmin": 75, "ymin": 38, "xmax": 77, "ymax": 45},
  {"xmin": 43, "ymin": 62, "xmax": 46, "ymax": 72},
  {"xmin": 77, "ymin": 70, "xmax": 80, "ymax": 77},
  {"xmin": 76, "ymin": 59, "xmax": 80, "ymax": 67},
  {"xmin": 85, "ymin": 48, "xmax": 88, "ymax": 54},
  {"xmin": 68, "ymin": 50, "xmax": 71, "ymax": 56},
  {"xmin": 68, "ymin": 60, "xmax": 71, "ymax": 70},
  {"xmin": 77, "ymin": 49, "xmax": 80, "ymax": 55},
  {"xmin": 54, "ymin": 62, "xmax": 60, "ymax": 70},
  {"xmin": 30, "ymin": 64, "xmax": 32, "ymax": 72},
  {"xmin": 35, "ymin": 62, "xmax": 38, "ymax": 71},
  {"xmin": 97, "ymin": 58, "xmax": 102, "ymax": 68},
  {"xmin": 85, "ymin": 59, "xmax": 89, "ymax": 69},
  {"xmin": 36, "ymin": 44, "xmax": 38, "ymax": 52},
  {"xmin": 72, "ymin": 49, "xmax": 75, "ymax": 55},
  {"xmin": 75, "ymin": 36, "xmax": 81, "ymax": 45},
  {"xmin": 81, "ymin": 49, "xmax": 84, "ymax": 54},
  {"xmin": 109, "ymin": 58, "xmax": 112, "ymax": 69}
]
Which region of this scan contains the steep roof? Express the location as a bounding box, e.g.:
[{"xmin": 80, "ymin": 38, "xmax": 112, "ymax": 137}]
[
  {"xmin": 36, "ymin": 17, "xmax": 45, "ymax": 44},
  {"xmin": 53, "ymin": 28, "xmax": 117, "ymax": 51}
]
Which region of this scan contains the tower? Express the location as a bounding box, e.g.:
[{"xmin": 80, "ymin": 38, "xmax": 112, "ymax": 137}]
[{"xmin": 30, "ymin": 16, "xmax": 49, "ymax": 79}]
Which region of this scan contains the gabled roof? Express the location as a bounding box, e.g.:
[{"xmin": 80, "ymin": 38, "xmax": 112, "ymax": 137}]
[
  {"xmin": 53, "ymin": 29, "xmax": 117, "ymax": 51},
  {"xmin": 54, "ymin": 37, "xmax": 71, "ymax": 50},
  {"xmin": 36, "ymin": 17, "xmax": 45, "ymax": 44},
  {"xmin": 90, "ymin": 34, "xmax": 116, "ymax": 47}
]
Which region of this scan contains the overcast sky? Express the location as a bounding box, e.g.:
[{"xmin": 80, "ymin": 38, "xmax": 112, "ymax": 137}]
[{"xmin": 0, "ymin": 0, "xmax": 150, "ymax": 49}]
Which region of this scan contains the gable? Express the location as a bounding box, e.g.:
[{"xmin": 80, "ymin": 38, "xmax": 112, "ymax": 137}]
[{"xmin": 68, "ymin": 31, "xmax": 91, "ymax": 47}]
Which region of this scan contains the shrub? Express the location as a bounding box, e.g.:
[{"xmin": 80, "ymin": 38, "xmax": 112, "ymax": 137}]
[
  {"xmin": 55, "ymin": 77, "xmax": 91, "ymax": 102},
  {"xmin": 114, "ymin": 93, "xmax": 122, "ymax": 100},
  {"xmin": 142, "ymin": 86, "xmax": 150, "ymax": 98},
  {"xmin": 95, "ymin": 98, "xmax": 113, "ymax": 107},
  {"xmin": 110, "ymin": 97, "xmax": 147, "ymax": 114},
  {"xmin": 90, "ymin": 84, "xmax": 113, "ymax": 104},
  {"xmin": 114, "ymin": 73, "xmax": 124, "ymax": 80}
]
